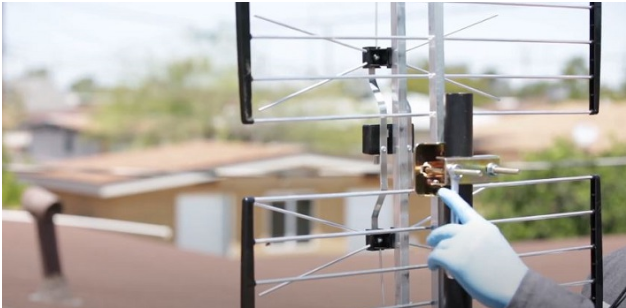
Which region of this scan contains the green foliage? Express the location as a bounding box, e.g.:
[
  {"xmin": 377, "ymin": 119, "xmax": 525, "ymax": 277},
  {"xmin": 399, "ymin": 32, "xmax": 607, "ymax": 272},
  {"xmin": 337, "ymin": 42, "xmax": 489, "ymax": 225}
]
[
  {"xmin": 90, "ymin": 56, "xmax": 365, "ymax": 155},
  {"xmin": 2, "ymin": 81, "xmax": 27, "ymax": 130},
  {"xmin": 561, "ymin": 57, "xmax": 588, "ymax": 100},
  {"xmin": 2, "ymin": 149, "xmax": 24, "ymax": 209},
  {"xmin": 478, "ymin": 139, "xmax": 626, "ymax": 241},
  {"xmin": 515, "ymin": 81, "xmax": 556, "ymax": 100},
  {"xmin": 91, "ymin": 57, "xmax": 237, "ymax": 148},
  {"xmin": 407, "ymin": 56, "xmax": 626, "ymax": 102}
]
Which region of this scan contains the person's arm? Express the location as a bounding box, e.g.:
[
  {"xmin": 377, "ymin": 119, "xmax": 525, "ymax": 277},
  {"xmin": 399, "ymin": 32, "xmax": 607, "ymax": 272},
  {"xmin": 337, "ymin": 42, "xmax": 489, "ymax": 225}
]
[
  {"xmin": 428, "ymin": 188, "xmax": 594, "ymax": 308},
  {"xmin": 508, "ymin": 270, "xmax": 594, "ymax": 308}
]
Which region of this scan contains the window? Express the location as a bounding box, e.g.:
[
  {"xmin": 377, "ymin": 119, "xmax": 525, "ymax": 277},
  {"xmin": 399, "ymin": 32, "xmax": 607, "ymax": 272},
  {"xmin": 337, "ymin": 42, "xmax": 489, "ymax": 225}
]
[
  {"xmin": 64, "ymin": 130, "xmax": 75, "ymax": 154},
  {"xmin": 270, "ymin": 200, "xmax": 312, "ymax": 244}
]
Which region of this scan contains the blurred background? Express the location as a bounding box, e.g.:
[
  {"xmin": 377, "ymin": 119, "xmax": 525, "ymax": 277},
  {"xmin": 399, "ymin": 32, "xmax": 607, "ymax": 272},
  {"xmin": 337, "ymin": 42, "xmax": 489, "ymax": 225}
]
[{"xmin": 2, "ymin": 2, "xmax": 626, "ymax": 308}]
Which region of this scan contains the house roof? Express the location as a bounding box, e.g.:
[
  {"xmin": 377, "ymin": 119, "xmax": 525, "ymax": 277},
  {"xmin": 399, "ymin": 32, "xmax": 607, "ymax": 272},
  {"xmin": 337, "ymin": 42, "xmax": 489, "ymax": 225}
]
[
  {"xmin": 4, "ymin": 220, "xmax": 625, "ymax": 308},
  {"xmin": 215, "ymin": 153, "xmax": 378, "ymax": 177},
  {"xmin": 16, "ymin": 140, "xmax": 378, "ymax": 198},
  {"xmin": 43, "ymin": 140, "xmax": 303, "ymax": 179},
  {"xmin": 26, "ymin": 108, "xmax": 93, "ymax": 132},
  {"xmin": 17, "ymin": 140, "xmax": 302, "ymax": 197},
  {"xmin": 473, "ymin": 102, "xmax": 626, "ymax": 159}
]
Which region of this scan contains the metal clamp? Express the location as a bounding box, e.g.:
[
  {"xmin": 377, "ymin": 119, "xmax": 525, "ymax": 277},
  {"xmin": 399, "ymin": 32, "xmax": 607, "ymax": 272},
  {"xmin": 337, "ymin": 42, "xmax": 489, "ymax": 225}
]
[{"xmin": 415, "ymin": 143, "xmax": 520, "ymax": 195}]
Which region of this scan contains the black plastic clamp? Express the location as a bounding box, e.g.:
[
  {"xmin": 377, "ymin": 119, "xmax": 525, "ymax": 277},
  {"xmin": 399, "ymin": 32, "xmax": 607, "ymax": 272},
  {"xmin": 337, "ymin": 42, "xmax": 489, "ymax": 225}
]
[
  {"xmin": 362, "ymin": 124, "xmax": 414, "ymax": 155},
  {"xmin": 362, "ymin": 47, "xmax": 393, "ymax": 69},
  {"xmin": 366, "ymin": 229, "xmax": 396, "ymax": 251},
  {"xmin": 362, "ymin": 124, "xmax": 394, "ymax": 155}
]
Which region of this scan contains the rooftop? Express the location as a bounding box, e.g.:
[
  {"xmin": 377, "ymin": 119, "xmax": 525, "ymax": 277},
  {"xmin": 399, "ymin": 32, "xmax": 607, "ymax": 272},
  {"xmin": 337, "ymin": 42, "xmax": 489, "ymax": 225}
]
[
  {"xmin": 4, "ymin": 220, "xmax": 625, "ymax": 308},
  {"xmin": 15, "ymin": 140, "xmax": 378, "ymax": 198}
]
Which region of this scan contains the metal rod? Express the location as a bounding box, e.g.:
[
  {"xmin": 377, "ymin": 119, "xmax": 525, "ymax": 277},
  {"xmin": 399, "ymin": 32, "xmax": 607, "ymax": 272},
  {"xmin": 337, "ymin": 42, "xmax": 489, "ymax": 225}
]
[
  {"xmin": 379, "ymin": 250, "xmax": 387, "ymax": 306},
  {"xmin": 474, "ymin": 176, "xmax": 593, "ymax": 189},
  {"xmin": 256, "ymin": 263, "xmax": 429, "ymax": 285},
  {"xmin": 518, "ymin": 245, "xmax": 593, "ymax": 258},
  {"xmin": 254, "ymin": 112, "xmax": 431, "ymax": 123},
  {"xmin": 253, "ymin": 35, "xmax": 432, "ymax": 40},
  {"xmin": 473, "ymin": 110, "xmax": 590, "ymax": 116},
  {"xmin": 255, "ymin": 189, "xmax": 414, "ymax": 202},
  {"xmin": 428, "ymin": 4, "xmax": 446, "ymax": 308},
  {"xmin": 446, "ymin": 37, "xmax": 590, "ymax": 44},
  {"xmin": 409, "ymin": 242, "xmax": 433, "ymax": 250},
  {"xmin": 411, "ymin": 215, "xmax": 432, "ymax": 228},
  {"xmin": 379, "ymin": 301, "xmax": 435, "ymax": 308},
  {"xmin": 391, "ymin": 3, "xmax": 412, "ymax": 306},
  {"xmin": 371, "ymin": 75, "xmax": 389, "ymax": 230},
  {"xmin": 258, "ymin": 245, "xmax": 369, "ymax": 297},
  {"xmin": 253, "ymin": 15, "xmax": 364, "ymax": 52},
  {"xmin": 505, "ymin": 157, "xmax": 626, "ymax": 171},
  {"xmin": 255, "ymin": 202, "xmax": 355, "ymax": 232},
  {"xmin": 464, "ymin": 2, "xmax": 591, "ymax": 9},
  {"xmin": 256, "ymin": 225, "xmax": 431, "ymax": 245},
  {"xmin": 442, "ymin": 78, "xmax": 500, "ymax": 101},
  {"xmin": 254, "ymin": 74, "xmax": 431, "ymax": 81},
  {"xmin": 472, "ymin": 187, "xmax": 486, "ymax": 195},
  {"xmin": 407, "ymin": 64, "xmax": 500, "ymax": 101},
  {"xmin": 489, "ymin": 210, "xmax": 593, "ymax": 224},
  {"xmin": 374, "ymin": 2, "xmax": 379, "ymax": 47},
  {"xmin": 408, "ymin": 14, "xmax": 498, "ymax": 52},
  {"xmin": 560, "ymin": 280, "xmax": 595, "ymax": 287},
  {"xmin": 255, "ymin": 28, "xmax": 589, "ymax": 45},
  {"xmin": 442, "ymin": 14, "xmax": 498, "ymax": 37},
  {"xmin": 444, "ymin": 74, "xmax": 591, "ymax": 80},
  {"xmin": 258, "ymin": 63, "xmax": 365, "ymax": 111}
]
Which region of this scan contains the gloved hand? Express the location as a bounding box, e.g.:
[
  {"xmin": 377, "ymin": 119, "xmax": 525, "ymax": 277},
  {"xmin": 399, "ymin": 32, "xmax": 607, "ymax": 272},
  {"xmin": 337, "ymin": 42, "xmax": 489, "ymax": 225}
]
[{"xmin": 427, "ymin": 188, "xmax": 529, "ymax": 308}]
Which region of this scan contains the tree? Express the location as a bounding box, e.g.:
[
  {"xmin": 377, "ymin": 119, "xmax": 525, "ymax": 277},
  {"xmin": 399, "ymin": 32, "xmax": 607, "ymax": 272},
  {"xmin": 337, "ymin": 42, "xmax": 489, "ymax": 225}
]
[
  {"xmin": 90, "ymin": 55, "xmax": 369, "ymax": 155},
  {"xmin": 91, "ymin": 57, "xmax": 234, "ymax": 148},
  {"xmin": 2, "ymin": 148, "xmax": 25, "ymax": 209},
  {"xmin": 477, "ymin": 139, "xmax": 626, "ymax": 241},
  {"xmin": 2, "ymin": 81, "xmax": 26, "ymax": 130},
  {"xmin": 561, "ymin": 57, "xmax": 588, "ymax": 100},
  {"xmin": 71, "ymin": 77, "xmax": 98, "ymax": 104}
]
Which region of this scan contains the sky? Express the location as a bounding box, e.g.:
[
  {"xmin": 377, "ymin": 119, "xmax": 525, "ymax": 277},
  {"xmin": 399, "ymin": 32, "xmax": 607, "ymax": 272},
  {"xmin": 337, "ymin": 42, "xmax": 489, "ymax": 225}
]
[{"xmin": 2, "ymin": 2, "xmax": 626, "ymax": 91}]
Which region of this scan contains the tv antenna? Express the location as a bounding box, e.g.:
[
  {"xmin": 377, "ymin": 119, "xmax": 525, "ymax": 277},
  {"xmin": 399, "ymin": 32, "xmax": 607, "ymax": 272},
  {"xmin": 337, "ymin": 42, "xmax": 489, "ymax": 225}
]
[{"xmin": 236, "ymin": 3, "xmax": 603, "ymax": 308}]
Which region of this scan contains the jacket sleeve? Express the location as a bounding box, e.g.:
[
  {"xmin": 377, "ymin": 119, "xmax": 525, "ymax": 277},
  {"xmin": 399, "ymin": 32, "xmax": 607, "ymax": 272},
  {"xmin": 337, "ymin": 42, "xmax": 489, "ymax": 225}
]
[{"xmin": 507, "ymin": 270, "xmax": 594, "ymax": 308}]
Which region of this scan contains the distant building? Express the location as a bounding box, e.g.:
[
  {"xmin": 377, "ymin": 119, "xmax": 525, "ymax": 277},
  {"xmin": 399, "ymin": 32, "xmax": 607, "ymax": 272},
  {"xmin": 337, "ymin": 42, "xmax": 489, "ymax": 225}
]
[
  {"xmin": 3, "ymin": 72, "xmax": 102, "ymax": 162},
  {"xmin": 16, "ymin": 140, "xmax": 431, "ymax": 257},
  {"xmin": 25, "ymin": 108, "xmax": 104, "ymax": 162}
]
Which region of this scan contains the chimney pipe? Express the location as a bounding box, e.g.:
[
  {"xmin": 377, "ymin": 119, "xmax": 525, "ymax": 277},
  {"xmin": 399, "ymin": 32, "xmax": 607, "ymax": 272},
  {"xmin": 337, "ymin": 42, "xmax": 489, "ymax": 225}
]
[{"xmin": 21, "ymin": 186, "xmax": 81, "ymax": 306}]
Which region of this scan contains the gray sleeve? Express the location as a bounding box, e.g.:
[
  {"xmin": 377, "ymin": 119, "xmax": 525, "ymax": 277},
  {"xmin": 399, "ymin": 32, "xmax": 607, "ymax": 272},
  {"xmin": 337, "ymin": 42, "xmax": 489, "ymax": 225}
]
[
  {"xmin": 582, "ymin": 246, "xmax": 626, "ymax": 308},
  {"xmin": 507, "ymin": 270, "xmax": 594, "ymax": 308}
]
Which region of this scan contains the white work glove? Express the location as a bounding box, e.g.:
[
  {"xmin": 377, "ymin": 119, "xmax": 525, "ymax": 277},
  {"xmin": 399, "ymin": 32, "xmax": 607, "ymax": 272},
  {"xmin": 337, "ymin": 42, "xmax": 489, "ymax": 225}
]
[{"xmin": 427, "ymin": 188, "xmax": 529, "ymax": 308}]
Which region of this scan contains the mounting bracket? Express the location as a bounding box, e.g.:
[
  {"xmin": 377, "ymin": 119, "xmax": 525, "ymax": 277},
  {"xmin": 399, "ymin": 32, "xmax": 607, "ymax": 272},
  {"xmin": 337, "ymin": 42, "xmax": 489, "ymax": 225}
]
[{"xmin": 415, "ymin": 143, "xmax": 519, "ymax": 196}]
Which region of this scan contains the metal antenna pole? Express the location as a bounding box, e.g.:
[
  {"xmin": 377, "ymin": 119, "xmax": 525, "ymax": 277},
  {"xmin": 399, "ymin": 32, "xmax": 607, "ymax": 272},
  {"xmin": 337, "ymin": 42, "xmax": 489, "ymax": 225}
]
[
  {"xmin": 443, "ymin": 93, "xmax": 474, "ymax": 308},
  {"xmin": 428, "ymin": 3, "xmax": 446, "ymax": 308},
  {"xmin": 391, "ymin": 3, "xmax": 411, "ymax": 306}
]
